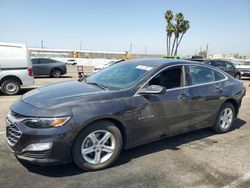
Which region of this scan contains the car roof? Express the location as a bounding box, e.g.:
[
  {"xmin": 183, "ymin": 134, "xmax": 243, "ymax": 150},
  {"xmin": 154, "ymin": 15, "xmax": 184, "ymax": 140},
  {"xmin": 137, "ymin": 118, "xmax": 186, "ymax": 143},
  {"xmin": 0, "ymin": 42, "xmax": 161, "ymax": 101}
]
[
  {"xmin": 31, "ymin": 57, "xmax": 53, "ymax": 60},
  {"xmin": 125, "ymin": 58, "xmax": 194, "ymax": 68}
]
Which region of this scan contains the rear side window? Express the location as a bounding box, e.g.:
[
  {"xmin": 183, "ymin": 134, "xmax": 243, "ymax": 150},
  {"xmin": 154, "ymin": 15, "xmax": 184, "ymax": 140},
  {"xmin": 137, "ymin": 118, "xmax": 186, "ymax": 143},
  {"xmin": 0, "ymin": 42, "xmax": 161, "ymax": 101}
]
[
  {"xmin": 0, "ymin": 46, "xmax": 24, "ymax": 59},
  {"xmin": 31, "ymin": 59, "xmax": 39, "ymax": 64},
  {"xmin": 188, "ymin": 65, "xmax": 226, "ymax": 85},
  {"xmin": 209, "ymin": 61, "xmax": 226, "ymax": 67},
  {"xmin": 39, "ymin": 59, "xmax": 52, "ymax": 64}
]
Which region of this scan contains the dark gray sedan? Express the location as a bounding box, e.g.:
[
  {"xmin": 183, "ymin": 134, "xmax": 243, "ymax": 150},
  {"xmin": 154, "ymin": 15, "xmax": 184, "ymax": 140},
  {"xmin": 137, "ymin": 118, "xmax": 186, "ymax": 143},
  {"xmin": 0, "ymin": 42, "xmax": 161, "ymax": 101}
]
[
  {"xmin": 31, "ymin": 58, "xmax": 67, "ymax": 78},
  {"xmin": 6, "ymin": 59, "xmax": 246, "ymax": 171}
]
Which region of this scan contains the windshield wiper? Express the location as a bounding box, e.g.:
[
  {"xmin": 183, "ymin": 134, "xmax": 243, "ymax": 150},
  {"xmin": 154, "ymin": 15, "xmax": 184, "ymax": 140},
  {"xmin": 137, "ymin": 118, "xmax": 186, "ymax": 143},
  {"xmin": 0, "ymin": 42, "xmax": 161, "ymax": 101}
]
[{"xmin": 86, "ymin": 82, "xmax": 108, "ymax": 90}]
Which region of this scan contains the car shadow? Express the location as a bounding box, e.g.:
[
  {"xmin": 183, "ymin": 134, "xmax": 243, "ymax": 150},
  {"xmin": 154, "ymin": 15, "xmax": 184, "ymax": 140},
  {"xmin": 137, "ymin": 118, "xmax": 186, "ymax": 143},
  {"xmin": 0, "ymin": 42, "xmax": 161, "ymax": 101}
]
[
  {"xmin": 34, "ymin": 75, "xmax": 73, "ymax": 79},
  {"xmin": 241, "ymin": 77, "xmax": 250, "ymax": 81},
  {"xmin": 0, "ymin": 87, "xmax": 36, "ymax": 96},
  {"xmin": 20, "ymin": 118, "xmax": 247, "ymax": 177}
]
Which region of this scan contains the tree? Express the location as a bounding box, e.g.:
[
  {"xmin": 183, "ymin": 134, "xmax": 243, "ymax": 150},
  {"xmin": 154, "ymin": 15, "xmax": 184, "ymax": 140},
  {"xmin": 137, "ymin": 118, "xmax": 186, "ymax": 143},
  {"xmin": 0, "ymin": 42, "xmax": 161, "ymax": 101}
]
[
  {"xmin": 174, "ymin": 20, "xmax": 190, "ymax": 55},
  {"xmin": 164, "ymin": 10, "xmax": 190, "ymax": 56},
  {"xmin": 164, "ymin": 10, "xmax": 174, "ymax": 55}
]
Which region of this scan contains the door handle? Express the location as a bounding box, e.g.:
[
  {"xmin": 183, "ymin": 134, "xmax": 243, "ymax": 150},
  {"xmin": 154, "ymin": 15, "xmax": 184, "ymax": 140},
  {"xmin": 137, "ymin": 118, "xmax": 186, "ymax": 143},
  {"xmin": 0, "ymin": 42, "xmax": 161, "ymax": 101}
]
[
  {"xmin": 215, "ymin": 87, "xmax": 223, "ymax": 94},
  {"xmin": 178, "ymin": 93, "xmax": 188, "ymax": 100}
]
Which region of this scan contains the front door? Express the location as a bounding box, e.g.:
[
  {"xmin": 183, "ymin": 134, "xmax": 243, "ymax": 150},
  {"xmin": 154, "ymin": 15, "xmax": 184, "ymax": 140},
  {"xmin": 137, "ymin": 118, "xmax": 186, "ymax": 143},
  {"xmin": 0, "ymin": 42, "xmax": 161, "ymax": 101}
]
[{"xmin": 130, "ymin": 65, "xmax": 191, "ymax": 145}]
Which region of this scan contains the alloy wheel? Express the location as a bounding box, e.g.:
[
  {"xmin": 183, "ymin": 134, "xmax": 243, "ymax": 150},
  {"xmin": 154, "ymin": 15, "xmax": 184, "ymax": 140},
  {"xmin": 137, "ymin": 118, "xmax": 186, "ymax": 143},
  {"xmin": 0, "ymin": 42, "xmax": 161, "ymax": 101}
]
[
  {"xmin": 81, "ymin": 130, "xmax": 115, "ymax": 165},
  {"xmin": 219, "ymin": 107, "xmax": 233, "ymax": 129}
]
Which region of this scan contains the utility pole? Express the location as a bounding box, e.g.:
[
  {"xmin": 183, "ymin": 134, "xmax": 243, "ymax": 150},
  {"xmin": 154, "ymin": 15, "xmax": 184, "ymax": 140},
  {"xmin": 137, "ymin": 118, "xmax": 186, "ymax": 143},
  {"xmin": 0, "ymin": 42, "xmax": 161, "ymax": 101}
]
[
  {"xmin": 130, "ymin": 43, "xmax": 133, "ymax": 53},
  {"xmin": 205, "ymin": 44, "xmax": 209, "ymax": 58},
  {"xmin": 80, "ymin": 41, "xmax": 82, "ymax": 51},
  {"xmin": 41, "ymin": 40, "xmax": 44, "ymax": 49},
  {"xmin": 144, "ymin": 45, "xmax": 147, "ymax": 55}
]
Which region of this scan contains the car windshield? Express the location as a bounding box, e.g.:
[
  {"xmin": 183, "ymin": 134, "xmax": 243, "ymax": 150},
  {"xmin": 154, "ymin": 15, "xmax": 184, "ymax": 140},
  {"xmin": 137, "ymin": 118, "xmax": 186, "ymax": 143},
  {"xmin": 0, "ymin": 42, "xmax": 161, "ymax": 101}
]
[{"xmin": 86, "ymin": 62, "xmax": 154, "ymax": 90}]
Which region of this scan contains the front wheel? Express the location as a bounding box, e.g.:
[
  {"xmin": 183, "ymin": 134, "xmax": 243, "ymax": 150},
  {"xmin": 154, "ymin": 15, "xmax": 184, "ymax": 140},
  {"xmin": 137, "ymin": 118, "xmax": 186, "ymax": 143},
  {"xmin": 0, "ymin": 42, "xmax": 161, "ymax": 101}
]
[
  {"xmin": 72, "ymin": 121, "xmax": 122, "ymax": 171},
  {"xmin": 235, "ymin": 74, "xmax": 241, "ymax": 80},
  {"xmin": 211, "ymin": 102, "xmax": 235, "ymax": 133}
]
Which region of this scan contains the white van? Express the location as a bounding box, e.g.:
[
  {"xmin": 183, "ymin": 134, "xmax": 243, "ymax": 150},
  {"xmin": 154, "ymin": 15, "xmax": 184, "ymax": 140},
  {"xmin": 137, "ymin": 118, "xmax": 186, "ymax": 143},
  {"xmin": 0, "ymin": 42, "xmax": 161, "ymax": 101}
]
[{"xmin": 0, "ymin": 42, "xmax": 34, "ymax": 95}]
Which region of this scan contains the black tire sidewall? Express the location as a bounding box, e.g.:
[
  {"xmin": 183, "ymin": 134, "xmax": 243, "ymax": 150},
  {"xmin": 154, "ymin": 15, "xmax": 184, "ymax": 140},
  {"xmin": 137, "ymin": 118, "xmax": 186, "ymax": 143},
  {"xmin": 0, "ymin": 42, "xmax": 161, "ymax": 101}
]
[
  {"xmin": 235, "ymin": 74, "xmax": 241, "ymax": 80},
  {"xmin": 214, "ymin": 102, "xmax": 235, "ymax": 133},
  {"xmin": 1, "ymin": 79, "xmax": 20, "ymax": 95},
  {"xmin": 72, "ymin": 121, "xmax": 122, "ymax": 171}
]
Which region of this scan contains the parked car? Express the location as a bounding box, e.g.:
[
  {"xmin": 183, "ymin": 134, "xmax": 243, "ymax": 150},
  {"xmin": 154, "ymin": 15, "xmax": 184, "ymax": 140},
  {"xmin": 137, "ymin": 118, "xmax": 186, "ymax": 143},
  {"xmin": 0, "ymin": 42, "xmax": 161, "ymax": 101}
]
[
  {"xmin": 6, "ymin": 59, "xmax": 245, "ymax": 171},
  {"xmin": 233, "ymin": 61, "xmax": 250, "ymax": 78},
  {"xmin": 0, "ymin": 42, "xmax": 34, "ymax": 95},
  {"xmin": 31, "ymin": 58, "xmax": 67, "ymax": 78},
  {"xmin": 191, "ymin": 59, "xmax": 241, "ymax": 79},
  {"xmin": 66, "ymin": 59, "xmax": 77, "ymax": 65},
  {"xmin": 94, "ymin": 59, "xmax": 124, "ymax": 72}
]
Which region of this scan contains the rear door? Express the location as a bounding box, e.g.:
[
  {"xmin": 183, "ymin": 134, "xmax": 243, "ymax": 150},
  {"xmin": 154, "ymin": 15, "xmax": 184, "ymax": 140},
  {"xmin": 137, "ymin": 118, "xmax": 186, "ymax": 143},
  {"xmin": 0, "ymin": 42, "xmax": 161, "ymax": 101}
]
[
  {"xmin": 31, "ymin": 58, "xmax": 39, "ymax": 75},
  {"xmin": 39, "ymin": 58, "xmax": 53, "ymax": 75},
  {"xmin": 186, "ymin": 65, "xmax": 227, "ymax": 129}
]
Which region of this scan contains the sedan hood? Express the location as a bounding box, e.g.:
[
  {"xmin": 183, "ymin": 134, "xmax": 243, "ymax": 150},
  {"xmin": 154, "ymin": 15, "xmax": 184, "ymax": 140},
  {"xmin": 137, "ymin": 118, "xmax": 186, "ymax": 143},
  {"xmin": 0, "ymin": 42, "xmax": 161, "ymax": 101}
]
[{"xmin": 21, "ymin": 80, "xmax": 104, "ymax": 109}]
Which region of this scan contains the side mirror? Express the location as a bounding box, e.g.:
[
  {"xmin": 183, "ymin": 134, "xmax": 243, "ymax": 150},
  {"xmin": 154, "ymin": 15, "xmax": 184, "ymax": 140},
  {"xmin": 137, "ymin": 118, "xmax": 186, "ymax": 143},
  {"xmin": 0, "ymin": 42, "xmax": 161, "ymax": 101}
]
[{"xmin": 138, "ymin": 85, "xmax": 166, "ymax": 95}]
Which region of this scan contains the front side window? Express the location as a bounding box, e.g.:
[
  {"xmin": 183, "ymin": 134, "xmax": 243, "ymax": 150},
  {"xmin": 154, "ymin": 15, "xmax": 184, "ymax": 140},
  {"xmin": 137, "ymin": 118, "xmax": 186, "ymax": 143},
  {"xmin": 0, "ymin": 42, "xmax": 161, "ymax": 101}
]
[
  {"xmin": 225, "ymin": 62, "xmax": 234, "ymax": 68},
  {"xmin": 149, "ymin": 66, "xmax": 183, "ymax": 90},
  {"xmin": 188, "ymin": 65, "xmax": 226, "ymax": 85}
]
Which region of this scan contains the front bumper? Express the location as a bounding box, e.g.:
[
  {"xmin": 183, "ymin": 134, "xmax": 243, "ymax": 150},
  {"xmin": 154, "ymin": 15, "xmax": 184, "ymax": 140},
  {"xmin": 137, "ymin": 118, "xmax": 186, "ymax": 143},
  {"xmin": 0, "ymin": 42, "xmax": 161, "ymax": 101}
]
[
  {"xmin": 5, "ymin": 112, "xmax": 74, "ymax": 165},
  {"xmin": 239, "ymin": 70, "xmax": 250, "ymax": 77}
]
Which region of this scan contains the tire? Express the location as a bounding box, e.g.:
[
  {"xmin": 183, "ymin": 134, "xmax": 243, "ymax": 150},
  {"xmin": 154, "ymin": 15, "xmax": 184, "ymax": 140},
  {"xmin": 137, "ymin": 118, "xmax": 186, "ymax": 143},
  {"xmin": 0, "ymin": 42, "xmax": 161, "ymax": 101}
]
[
  {"xmin": 0, "ymin": 79, "xmax": 20, "ymax": 95},
  {"xmin": 72, "ymin": 121, "xmax": 122, "ymax": 171},
  {"xmin": 235, "ymin": 74, "xmax": 241, "ymax": 80},
  {"xmin": 51, "ymin": 69, "xmax": 62, "ymax": 78},
  {"xmin": 211, "ymin": 102, "xmax": 235, "ymax": 133}
]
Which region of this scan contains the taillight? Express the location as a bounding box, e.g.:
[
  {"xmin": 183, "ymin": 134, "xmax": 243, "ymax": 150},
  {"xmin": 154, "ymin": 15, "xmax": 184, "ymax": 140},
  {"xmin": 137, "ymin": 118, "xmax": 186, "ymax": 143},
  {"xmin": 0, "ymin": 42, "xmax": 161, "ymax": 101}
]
[{"xmin": 28, "ymin": 68, "xmax": 33, "ymax": 77}]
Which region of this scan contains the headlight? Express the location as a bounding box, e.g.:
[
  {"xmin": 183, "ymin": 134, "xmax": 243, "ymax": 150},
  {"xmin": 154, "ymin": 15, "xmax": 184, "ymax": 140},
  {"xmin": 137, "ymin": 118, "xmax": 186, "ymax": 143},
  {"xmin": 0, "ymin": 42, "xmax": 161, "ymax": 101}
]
[{"xmin": 22, "ymin": 117, "xmax": 71, "ymax": 128}]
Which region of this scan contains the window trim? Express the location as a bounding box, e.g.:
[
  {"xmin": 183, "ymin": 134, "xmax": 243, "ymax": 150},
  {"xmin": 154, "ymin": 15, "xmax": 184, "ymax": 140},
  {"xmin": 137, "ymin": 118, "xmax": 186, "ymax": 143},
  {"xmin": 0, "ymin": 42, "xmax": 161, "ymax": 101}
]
[{"xmin": 135, "ymin": 64, "xmax": 228, "ymax": 96}]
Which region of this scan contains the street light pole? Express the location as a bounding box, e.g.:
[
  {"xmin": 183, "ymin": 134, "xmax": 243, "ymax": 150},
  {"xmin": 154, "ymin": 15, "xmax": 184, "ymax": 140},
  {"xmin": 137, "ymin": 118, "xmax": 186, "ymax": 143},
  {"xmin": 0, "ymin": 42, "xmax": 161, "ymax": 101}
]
[
  {"xmin": 41, "ymin": 40, "xmax": 44, "ymax": 49},
  {"xmin": 130, "ymin": 43, "xmax": 133, "ymax": 53},
  {"xmin": 80, "ymin": 41, "xmax": 82, "ymax": 51}
]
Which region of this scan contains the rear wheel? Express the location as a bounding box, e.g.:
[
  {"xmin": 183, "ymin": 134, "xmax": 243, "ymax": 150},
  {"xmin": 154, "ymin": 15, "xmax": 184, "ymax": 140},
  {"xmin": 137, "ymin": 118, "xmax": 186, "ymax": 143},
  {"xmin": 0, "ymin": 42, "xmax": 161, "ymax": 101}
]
[
  {"xmin": 72, "ymin": 121, "xmax": 122, "ymax": 171},
  {"xmin": 51, "ymin": 69, "xmax": 62, "ymax": 78},
  {"xmin": 212, "ymin": 102, "xmax": 235, "ymax": 133},
  {"xmin": 0, "ymin": 79, "xmax": 20, "ymax": 95}
]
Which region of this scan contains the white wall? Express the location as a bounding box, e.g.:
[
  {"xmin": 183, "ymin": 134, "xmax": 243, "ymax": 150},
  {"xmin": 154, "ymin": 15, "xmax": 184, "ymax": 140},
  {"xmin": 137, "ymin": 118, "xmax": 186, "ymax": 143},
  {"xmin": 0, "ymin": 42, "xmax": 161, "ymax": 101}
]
[{"xmin": 54, "ymin": 58, "xmax": 118, "ymax": 66}]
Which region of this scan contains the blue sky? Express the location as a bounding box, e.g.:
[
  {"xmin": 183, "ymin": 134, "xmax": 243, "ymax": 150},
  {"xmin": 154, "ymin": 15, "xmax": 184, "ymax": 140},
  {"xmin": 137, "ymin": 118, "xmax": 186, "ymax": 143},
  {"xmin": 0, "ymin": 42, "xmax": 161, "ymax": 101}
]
[{"xmin": 0, "ymin": 0, "xmax": 250, "ymax": 55}]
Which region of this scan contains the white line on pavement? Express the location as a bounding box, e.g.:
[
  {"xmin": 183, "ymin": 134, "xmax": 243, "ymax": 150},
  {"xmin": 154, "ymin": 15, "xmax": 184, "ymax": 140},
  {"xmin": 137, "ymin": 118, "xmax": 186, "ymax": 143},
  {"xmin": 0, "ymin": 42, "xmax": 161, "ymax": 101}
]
[
  {"xmin": 223, "ymin": 172, "xmax": 250, "ymax": 188},
  {"xmin": 0, "ymin": 131, "xmax": 5, "ymax": 134}
]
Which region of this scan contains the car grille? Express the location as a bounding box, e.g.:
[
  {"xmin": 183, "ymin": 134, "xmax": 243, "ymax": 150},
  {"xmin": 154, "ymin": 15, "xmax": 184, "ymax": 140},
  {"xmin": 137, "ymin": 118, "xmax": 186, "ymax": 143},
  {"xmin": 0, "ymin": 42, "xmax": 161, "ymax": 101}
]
[
  {"xmin": 238, "ymin": 68, "xmax": 250, "ymax": 73},
  {"xmin": 6, "ymin": 113, "xmax": 22, "ymax": 146}
]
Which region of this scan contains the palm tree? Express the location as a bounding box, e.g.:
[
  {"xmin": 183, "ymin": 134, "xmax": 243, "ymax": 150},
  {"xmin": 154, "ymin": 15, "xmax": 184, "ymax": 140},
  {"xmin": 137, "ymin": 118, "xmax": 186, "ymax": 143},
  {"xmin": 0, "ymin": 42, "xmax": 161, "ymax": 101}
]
[
  {"xmin": 166, "ymin": 23, "xmax": 174, "ymax": 55},
  {"xmin": 164, "ymin": 10, "xmax": 173, "ymax": 55},
  {"xmin": 164, "ymin": 11, "xmax": 190, "ymax": 57},
  {"xmin": 174, "ymin": 20, "xmax": 190, "ymax": 55},
  {"xmin": 171, "ymin": 13, "xmax": 184, "ymax": 56}
]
